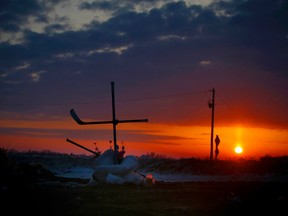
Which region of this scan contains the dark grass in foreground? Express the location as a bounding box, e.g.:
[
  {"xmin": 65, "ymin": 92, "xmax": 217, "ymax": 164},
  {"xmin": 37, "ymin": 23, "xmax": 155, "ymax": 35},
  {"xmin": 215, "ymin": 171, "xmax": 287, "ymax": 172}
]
[
  {"xmin": 1, "ymin": 149, "xmax": 288, "ymax": 215},
  {"xmin": 6, "ymin": 149, "xmax": 288, "ymax": 175},
  {"xmin": 1, "ymin": 180, "xmax": 288, "ymax": 216}
]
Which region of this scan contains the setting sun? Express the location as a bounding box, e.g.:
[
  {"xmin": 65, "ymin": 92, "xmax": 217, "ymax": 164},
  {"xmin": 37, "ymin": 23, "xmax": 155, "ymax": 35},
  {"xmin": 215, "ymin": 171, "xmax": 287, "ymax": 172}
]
[{"xmin": 235, "ymin": 146, "xmax": 243, "ymax": 154}]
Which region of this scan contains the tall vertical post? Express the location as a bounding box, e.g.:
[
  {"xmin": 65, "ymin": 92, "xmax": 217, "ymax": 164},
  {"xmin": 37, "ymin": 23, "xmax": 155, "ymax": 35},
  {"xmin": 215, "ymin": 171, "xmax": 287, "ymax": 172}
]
[
  {"xmin": 69, "ymin": 81, "xmax": 148, "ymax": 164},
  {"xmin": 210, "ymin": 88, "xmax": 215, "ymax": 161},
  {"xmin": 111, "ymin": 82, "xmax": 118, "ymax": 163}
]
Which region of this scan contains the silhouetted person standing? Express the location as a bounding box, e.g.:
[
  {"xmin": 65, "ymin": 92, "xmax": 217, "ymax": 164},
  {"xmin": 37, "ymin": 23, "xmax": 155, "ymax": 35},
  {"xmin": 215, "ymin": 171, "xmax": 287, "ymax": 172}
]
[{"xmin": 215, "ymin": 135, "xmax": 220, "ymax": 160}]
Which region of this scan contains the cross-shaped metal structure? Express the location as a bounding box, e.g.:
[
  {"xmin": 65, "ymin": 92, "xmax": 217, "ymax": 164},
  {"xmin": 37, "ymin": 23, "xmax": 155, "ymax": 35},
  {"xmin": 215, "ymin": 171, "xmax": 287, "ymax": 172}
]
[{"xmin": 70, "ymin": 81, "xmax": 148, "ymax": 163}]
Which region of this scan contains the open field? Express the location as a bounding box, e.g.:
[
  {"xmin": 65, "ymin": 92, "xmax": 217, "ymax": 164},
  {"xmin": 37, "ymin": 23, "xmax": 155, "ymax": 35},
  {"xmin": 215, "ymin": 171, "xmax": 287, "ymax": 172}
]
[
  {"xmin": 1, "ymin": 179, "xmax": 288, "ymax": 216},
  {"xmin": 1, "ymin": 149, "xmax": 288, "ymax": 216}
]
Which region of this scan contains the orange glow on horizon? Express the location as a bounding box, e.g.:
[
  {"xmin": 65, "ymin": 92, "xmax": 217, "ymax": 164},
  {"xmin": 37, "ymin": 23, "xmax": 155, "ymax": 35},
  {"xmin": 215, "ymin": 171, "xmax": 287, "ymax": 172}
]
[{"xmin": 0, "ymin": 118, "xmax": 288, "ymax": 159}]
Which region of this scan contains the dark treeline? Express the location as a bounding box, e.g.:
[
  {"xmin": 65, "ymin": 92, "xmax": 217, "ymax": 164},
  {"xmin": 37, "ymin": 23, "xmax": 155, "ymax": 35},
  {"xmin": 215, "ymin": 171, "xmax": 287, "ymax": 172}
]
[
  {"xmin": 138, "ymin": 153, "xmax": 288, "ymax": 175},
  {"xmin": 2, "ymin": 148, "xmax": 288, "ymax": 176}
]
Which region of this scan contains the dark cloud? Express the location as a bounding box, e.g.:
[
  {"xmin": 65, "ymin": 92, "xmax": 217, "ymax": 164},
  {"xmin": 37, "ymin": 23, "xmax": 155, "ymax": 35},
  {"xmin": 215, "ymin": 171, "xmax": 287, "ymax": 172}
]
[
  {"xmin": 0, "ymin": 0, "xmax": 287, "ymax": 129},
  {"xmin": 78, "ymin": 0, "xmax": 162, "ymax": 12},
  {"xmin": 44, "ymin": 23, "xmax": 71, "ymax": 34},
  {"xmin": 0, "ymin": 0, "xmax": 64, "ymax": 32},
  {"xmin": 79, "ymin": 1, "xmax": 120, "ymax": 11}
]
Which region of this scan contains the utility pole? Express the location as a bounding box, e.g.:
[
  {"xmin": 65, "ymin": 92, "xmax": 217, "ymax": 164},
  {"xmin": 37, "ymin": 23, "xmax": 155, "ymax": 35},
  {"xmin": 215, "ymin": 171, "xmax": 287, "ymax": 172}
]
[
  {"xmin": 111, "ymin": 82, "xmax": 118, "ymax": 162},
  {"xmin": 208, "ymin": 88, "xmax": 215, "ymax": 161}
]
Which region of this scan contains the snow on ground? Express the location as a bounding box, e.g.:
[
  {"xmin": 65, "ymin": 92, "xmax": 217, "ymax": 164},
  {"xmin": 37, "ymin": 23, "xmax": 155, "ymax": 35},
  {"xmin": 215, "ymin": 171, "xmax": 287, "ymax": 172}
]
[
  {"xmin": 8, "ymin": 151, "xmax": 288, "ymax": 183},
  {"xmin": 149, "ymin": 172, "xmax": 288, "ymax": 182},
  {"xmin": 52, "ymin": 167, "xmax": 288, "ymax": 183},
  {"xmin": 52, "ymin": 167, "xmax": 94, "ymax": 179}
]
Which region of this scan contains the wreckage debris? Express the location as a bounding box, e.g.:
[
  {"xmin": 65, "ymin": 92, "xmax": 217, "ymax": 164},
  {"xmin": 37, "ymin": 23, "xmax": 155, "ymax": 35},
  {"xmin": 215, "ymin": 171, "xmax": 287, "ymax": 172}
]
[{"xmin": 87, "ymin": 149, "xmax": 155, "ymax": 186}]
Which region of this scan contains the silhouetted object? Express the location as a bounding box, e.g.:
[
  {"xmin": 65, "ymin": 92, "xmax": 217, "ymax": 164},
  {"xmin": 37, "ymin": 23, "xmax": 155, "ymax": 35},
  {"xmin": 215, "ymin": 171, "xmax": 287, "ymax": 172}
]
[
  {"xmin": 208, "ymin": 99, "xmax": 213, "ymax": 108},
  {"xmin": 115, "ymin": 144, "xmax": 119, "ymax": 150},
  {"xmin": 66, "ymin": 138, "xmax": 101, "ymax": 157},
  {"xmin": 215, "ymin": 135, "xmax": 220, "ymax": 160},
  {"xmin": 94, "ymin": 142, "xmax": 102, "ymax": 158},
  {"xmin": 69, "ymin": 82, "xmax": 148, "ymax": 164},
  {"xmin": 117, "ymin": 145, "xmax": 126, "ymax": 164},
  {"xmin": 109, "ymin": 140, "xmax": 112, "ymax": 149}
]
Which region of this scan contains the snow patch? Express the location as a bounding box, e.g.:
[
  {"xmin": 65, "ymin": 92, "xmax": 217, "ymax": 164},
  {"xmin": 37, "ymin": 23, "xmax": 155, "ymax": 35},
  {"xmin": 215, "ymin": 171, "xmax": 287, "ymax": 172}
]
[{"xmin": 87, "ymin": 149, "xmax": 150, "ymax": 185}]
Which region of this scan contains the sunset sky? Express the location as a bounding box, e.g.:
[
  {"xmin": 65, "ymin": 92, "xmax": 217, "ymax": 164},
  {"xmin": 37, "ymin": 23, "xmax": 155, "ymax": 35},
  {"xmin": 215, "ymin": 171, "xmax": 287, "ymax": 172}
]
[{"xmin": 0, "ymin": 0, "xmax": 287, "ymax": 159}]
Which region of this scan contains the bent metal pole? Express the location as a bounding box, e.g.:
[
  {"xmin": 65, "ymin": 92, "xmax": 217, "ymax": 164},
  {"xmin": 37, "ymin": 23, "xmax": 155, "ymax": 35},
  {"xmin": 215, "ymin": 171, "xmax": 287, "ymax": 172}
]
[{"xmin": 69, "ymin": 81, "xmax": 148, "ymax": 164}]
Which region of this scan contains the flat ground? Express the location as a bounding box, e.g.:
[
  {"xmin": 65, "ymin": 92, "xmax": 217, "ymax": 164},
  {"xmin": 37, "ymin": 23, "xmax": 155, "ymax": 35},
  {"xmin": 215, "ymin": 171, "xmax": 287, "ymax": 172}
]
[
  {"xmin": 1, "ymin": 179, "xmax": 288, "ymax": 216},
  {"xmin": 1, "ymin": 151, "xmax": 288, "ymax": 215}
]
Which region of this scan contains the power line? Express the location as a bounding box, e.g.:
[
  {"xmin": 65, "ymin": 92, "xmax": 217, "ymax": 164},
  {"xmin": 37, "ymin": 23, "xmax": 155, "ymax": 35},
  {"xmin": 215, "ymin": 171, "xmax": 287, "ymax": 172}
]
[
  {"xmin": 117, "ymin": 90, "xmax": 206, "ymax": 102},
  {"xmin": 0, "ymin": 90, "xmax": 207, "ymax": 107}
]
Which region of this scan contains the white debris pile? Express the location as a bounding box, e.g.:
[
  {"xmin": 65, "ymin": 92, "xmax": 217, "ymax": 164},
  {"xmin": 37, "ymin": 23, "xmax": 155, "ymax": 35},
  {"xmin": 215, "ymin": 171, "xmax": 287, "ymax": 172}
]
[{"xmin": 87, "ymin": 149, "xmax": 155, "ymax": 185}]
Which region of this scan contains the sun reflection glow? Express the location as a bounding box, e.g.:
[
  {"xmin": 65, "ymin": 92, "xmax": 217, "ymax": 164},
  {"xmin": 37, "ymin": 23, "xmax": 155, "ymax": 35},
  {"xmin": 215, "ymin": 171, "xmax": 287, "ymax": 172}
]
[{"xmin": 234, "ymin": 146, "xmax": 243, "ymax": 154}]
